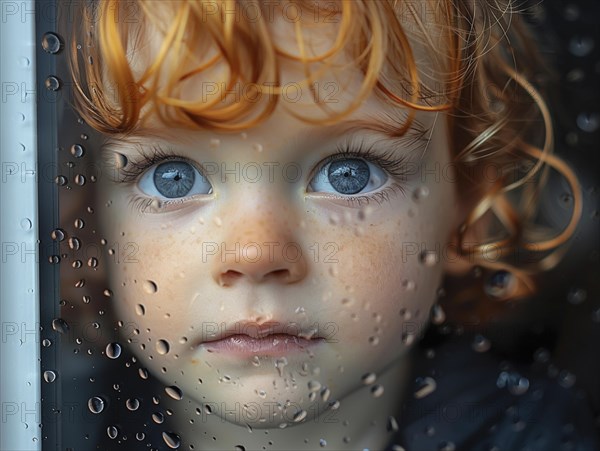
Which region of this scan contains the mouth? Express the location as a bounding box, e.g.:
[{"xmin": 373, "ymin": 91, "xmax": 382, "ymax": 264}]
[{"xmin": 195, "ymin": 321, "xmax": 327, "ymax": 357}]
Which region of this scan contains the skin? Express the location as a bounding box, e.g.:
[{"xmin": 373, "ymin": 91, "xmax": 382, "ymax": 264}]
[{"xmin": 94, "ymin": 21, "xmax": 461, "ymax": 451}]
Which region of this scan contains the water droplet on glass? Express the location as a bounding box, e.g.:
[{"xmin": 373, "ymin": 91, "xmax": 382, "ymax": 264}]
[
  {"xmin": 252, "ymin": 143, "xmax": 264, "ymax": 152},
  {"xmin": 320, "ymin": 387, "xmax": 331, "ymax": 402},
  {"xmin": 51, "ymin": 228, "xmax": 65, "ymax": 241},
  {"xmin": 105, "ymin": 342, "xmax": 122, "ymax": 359},
  {"xmin": 74, "ymin": 174, "xmax": 86, "ymax": 186},
  {"xmin": 438, "ymin": 441, "xmax": 456, "ymax": 451},
  {"xmin": 413, "ymin": 186, "xmax": 430, "ymax": 201},
  {"xmin": 106, "ymin": 425, "xmax": 118, "ymax": 439},
  {"xmin": 484, "ymin": 270, "xmax": 515, "ymax": 299},
  {"xmin": 319, "ymin": 438, "xmax": 327, "ymax": 447},
  {"xmin": 42, "ymin": 339, "xmax": 52, "ymax": 347},
  {"xmin": 20, "ymin": 218, "xmax": 33, "ymax": 230},
  {"xmin": 496, "ymin": 371, "xmax": 529, "ymax": 395},
  {"xmin": 162, "ymin": 431, "xmax": 181, "ymax": 449},
  {"xmin": 558, "ymin": 370, "xmax": 576, "ymax": 388},
  {"xmin": 576, "ymin": 112, "xmax": 600, "ymax": 133},
  {"xmin": 472, "ymin": 334, "xmax": 491, "ymax": 353},
  {"xmin": 135, "ymin": 304, "xmax": 145, "ymax": 316},
  {"xmin": 165, "ymin": 386, "xmax": 183, "ymax": 401},
  {"xmin": 136, "ymin": 432, "xmax": 145, "ymax": 441},
  {"xmin": 419, "ymin": 250, "xmax": 439, "ymax": 267},
  {"xmin": 275, "ymin": 357, "xmax": 288, "ymax": 377},
  {"xmin": 87, "ymin": 257, "xmax": 98, "ymax": 268},
  {"xmin": 88, "ymin": 396, "xmax": 105, "ymax": 414},
  {"xmin": 569, "ymin": 36, "xmax": 595, "ymax": 57},
  {"xmin": 293, "ymin": 409, "xmax": 307, "ymax": 422},
  {"xmin": 209, "ymin": 138, "xmax": 221, "ymax": 148},
  {"xmin": 156, "ymin": 339, "xmax": 170, "ymax": 355},
  {"xmin": 414, "ymin": 376, "xmax": 437, "ymax": 399},
  {"xmin": 48, "ymin": 255, "xmax": 60, "ymax": 264},
  {"xmin": 55, "ymin": 175, "xmax": 67, "ymax": 186},
  {"xmin": 567, "ymin": 287, "xmax": 587, "ymax": 305},
  {"xmin": 43, "ymin": 370, "xmax": 57, "ymax": 383},
  {"xmin": 44, "ymin": 76, "xmax": 61, "ymax": 91},
  {"xmin": 70, "ymin": 144, "xmax": 85, "ymax": 158},
  {"xmin": 387, "ymin": 415, "xmax": 399, "ymax": 432},
  {"xmin": 430, "ymin": 304, "xmax": 446, "ymax": 325},
  {"xmin": 74, "ymin": 218, "xmax": 85, "ymax": 229},
  {"xmin": 368, "ymin": 336, "xmax": 380, "ymax": 346},
  {"xmin": 361, "ymin": 372, "xmax": 376, "ymax": 385},
  {"xmin": 138, "ymin": 368, "xmax": 149, "ymax": 380},
  {"xmin": 126, "ymin": 398, "xmax": 140, "ymax": 411},
  {"xmin": 152, "ymin": 412, "xmax": 165, "ymax": 423},
  {"xmin": 370, "ymin": 384, "xmax": 384, "ymax": 397},
  {"xmin": 42, "ymin": 32, "xmax": 63, "ymax": 54},
  {"xmin": 143, "ymin": 280, "xmax": 158, "ymax": 294},
  {"xmin": 51, "ymin": 318, "xmax": 69, "ymax": 334}
]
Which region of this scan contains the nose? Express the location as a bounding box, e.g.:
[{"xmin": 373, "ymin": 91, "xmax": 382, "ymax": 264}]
[{"xmin": 211, "ymin": 218, "xmax": 308, "ymax": 287}]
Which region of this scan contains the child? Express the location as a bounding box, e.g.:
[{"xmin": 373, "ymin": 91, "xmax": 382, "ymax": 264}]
[{"xmin": 62, "ymin": 0, "xmax": 597, "ymax": 449}]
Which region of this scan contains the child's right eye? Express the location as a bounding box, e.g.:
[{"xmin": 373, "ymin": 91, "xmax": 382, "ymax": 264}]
[{"xmin": 138, "ymin": 160, "xmax": 213, "ymax": 199}]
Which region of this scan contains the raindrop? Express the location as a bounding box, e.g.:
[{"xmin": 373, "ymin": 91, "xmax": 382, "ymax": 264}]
[
  {"xmin": 472, "ymin": 335, "xmax": 491, "ymax": 353},
  {"xmin": 44, "ymin": 76, "xmax": 61, "ymax": 91},
  {"xmin": 165, "ymin": 386, "xmax": 183, "ymax": 401},
  {"xmin": 319, "ymin": 438, "xmax": 327, "ymax": 447},
  {"xmin": 308, "ymin": 380, "xmax": 322, "ymax": 392},
  {"xmin": 81, "ymin": 133, "xmax": 89, "ymax": 140},
  {"xmin": 414, "ymin": 376, "xmax": 437, "ymax": 399},
  {"xmin": 234, "ymin": 446, "xmax": 246, "ymax": 451},
  {"xmin": 430, "ymin": 304, "xmax": 446, "ymax": 325},
  {"xmin": 251, "ymin": 355, "xmax": 260, "ymax": 366},
  {"xmin": 135, "ymin": 304, "xmax": 146, "ymax": 316},
  {"xmin": 105, "ymin": 342, "xmax": 122, "ymax": 359},
  {"xmin": 203, "ymin": 404, "xmax": 212, "ymax": 415},
  {"xmin": 42, "ymin": 339, "xmax": 52, "ymax": 347},
  {"xmin": 371, "ymin": 384, "xmax": 384, "ymax": 397},
  {"xmin": 41, "ymin": 32, "xmax": 63, "ymax": 54},
  {"xmin": 43, "ymin": 370, "xmax": 57, "ymax": 383},
  {"xmin": 156, "ymin": 339, "xmax": 170, "ymax": 355},
  {"xmin": 567, "ymin": 287, "xmax": 587, "ymax": 305},
  {"xmin": 51, "ymin": 318, "xmax": 69, "ymax": 334},
  {"xmin": 70, "ymin": 144, "xmax": 85, "ymax": 158},
  {"xmin": 576, "ymin": 112, "xmax": 600, "ymax": 133},
  {"xmin": 569, "ymin": 36, "xmax": 594, "ymax": 57},
  {"xmin": 51, "ymin": 229, "xmax": 65, "ymax": 241},
  {"xmin": 55, "ymin": 175, "xmax": 67, "ymax": 186},
  {"xmin": 136, "ymin": 432, "xmax": 145, "ymax": 441},
  {"xmin": 320, "ymin": 387, "xmax": 331, "ymax": 402},
  {"xmin": 126, "ymin": 398, "xmax": 140, "ymax": 411},
  {"xmin": 74, "ymin": 218, "xmax": 85, "ymax": 229},
  {"xmin": 152, "ymin": 412, "xmax": 164, "ymax": 424},
  {"xmin": 74, "ymin": 174, "xmax": 86, "ymax": 186},
  {"xmin": 484, "ymin": 270, "xmax": 515, "ymax": 299},
  {"xmin": 87, "ymin": 257, "xmax": 98, "ymax": 268},
  {"xmin": 143, "ymin": 280, "xmax": 158, "ymax": 294},
  {"xmin": 252, "ymin": 143, "xmax": 264, "ymax": 152},
  {"xmin": 68, "ymin": 237, "xmax": 81, "ymax": 250},
  {"xmin": 88, "ymin": 396, "xmax": 105, "ymax": 414},
  {"xmin": 106, "ymin": 426, "xmax": 118, "ymax": 439},
  {"xmin": 419, "ymin": 250, "xmax": 439, "ymax": 267},
  {"xmin": 138, "ymin": 368, "xmax": 149, "ymax": 380},
  {"xmin": 368, "ymin": 336, "xmax": 380, "ymax": 346},
  {"xmin": 362, "ymin": 372, "xmax": 377, "ymax": 385},
  {"xmin": 162, "ymin": 431, "xmax": 181, "ymax": 449},
  {"xmin": 48, "ymin": 255, "xmax": 60, "ymax": 264}
]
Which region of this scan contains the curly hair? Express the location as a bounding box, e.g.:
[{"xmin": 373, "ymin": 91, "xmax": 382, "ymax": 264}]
[{"xmin": 66, "ymin": 0, "xmax": 582, "ymax": 301}]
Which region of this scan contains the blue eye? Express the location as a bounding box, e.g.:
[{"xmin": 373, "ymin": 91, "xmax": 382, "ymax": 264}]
[
  {"xmin": 138, "ymin": 160, "xmax": 212, "ymax": 199},
  {"xmin": 309, "ymin": 157, "xmax": 388, "ymax": 195}
]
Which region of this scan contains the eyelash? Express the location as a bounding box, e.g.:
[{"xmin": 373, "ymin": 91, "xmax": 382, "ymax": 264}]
[{"xmin": 119, "ymin": 142, "xmax": 410, "ymax": 212}]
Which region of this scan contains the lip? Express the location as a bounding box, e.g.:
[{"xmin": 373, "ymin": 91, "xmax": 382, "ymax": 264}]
[{"xmin": 195, "ymin": 321, "xmax": 326, "ymax": 357}]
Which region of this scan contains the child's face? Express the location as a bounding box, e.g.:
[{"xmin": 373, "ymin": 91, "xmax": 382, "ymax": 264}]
[{"xmin": 95, "ymin": 25, "xmax": 458, "ymax": 428}]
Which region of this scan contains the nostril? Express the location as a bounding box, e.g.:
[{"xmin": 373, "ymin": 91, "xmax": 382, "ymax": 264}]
[
  {"xmin": 219, "ymin": 270, "xmax": 243, "ymax": 286},
  {"xmin": 265, "ymin": 269, "xmax": 290, "ymax": 280}
]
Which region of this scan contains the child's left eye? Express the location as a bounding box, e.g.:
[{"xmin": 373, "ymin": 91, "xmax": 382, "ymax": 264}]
[
  {"xmin": 138, "ymin": 160, "xmax": 213, "ymax": 198},
  {"xmin": 308, "ymin": 158, "xmax": 388, "ymax": 195}
]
